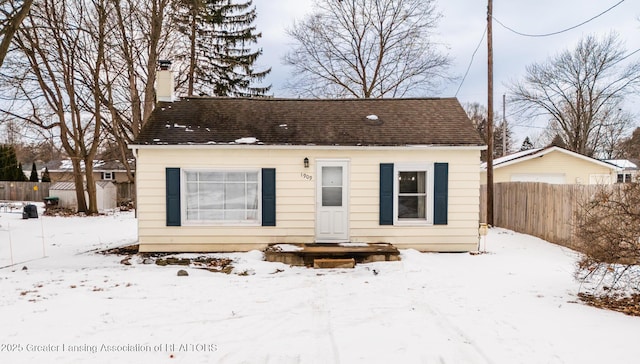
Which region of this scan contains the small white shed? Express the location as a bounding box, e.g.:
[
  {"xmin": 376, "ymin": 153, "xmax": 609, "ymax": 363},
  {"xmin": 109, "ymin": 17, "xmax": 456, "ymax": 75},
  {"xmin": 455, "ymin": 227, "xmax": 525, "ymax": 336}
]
[{"xmin": 49, "ymin": 181, "xmax": 117, "ymax": 211}]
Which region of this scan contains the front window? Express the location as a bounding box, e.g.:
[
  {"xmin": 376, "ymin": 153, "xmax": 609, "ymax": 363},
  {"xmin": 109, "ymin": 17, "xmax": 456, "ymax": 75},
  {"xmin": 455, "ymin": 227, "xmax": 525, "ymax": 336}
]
[
  {"xmin": 102, "ymin": 172, "xmax": 114, "ymax": 180},
  {"xmin": 394, "ymin": 163, "xmax": 434, "ymax": 224},
  {"xmin": 185, "ymin": 170, "xmax": 259, "ymax": 223}
]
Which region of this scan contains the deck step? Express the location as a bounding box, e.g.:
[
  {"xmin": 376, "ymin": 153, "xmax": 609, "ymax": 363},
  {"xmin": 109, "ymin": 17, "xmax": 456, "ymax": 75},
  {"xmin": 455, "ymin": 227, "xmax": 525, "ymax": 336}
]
[
  {"xmin": 264, "ymin": 242, "xmax": 400, "ymax": 266},
  {"xmin": 313, "ymin": 258, "xmax": 355, "ymax": 269}
]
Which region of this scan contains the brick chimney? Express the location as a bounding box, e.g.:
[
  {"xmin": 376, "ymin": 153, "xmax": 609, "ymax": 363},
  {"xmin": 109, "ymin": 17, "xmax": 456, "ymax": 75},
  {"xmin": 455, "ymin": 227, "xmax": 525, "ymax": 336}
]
[{"xmin": 156, "ymin": 60, "xmax": 174, "ymax": 102}]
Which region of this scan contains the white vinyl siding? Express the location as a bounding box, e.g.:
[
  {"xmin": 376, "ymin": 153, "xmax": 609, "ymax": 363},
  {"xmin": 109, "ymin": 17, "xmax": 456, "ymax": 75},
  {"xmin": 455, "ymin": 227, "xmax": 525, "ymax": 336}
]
[{"xmin": 135, "ymin": 147, "xmax": 481, "ymax": 252}]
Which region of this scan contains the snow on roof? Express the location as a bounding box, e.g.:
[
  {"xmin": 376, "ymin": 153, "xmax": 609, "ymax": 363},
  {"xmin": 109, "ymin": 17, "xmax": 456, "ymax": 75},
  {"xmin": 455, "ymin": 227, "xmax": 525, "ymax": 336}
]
[
  {"xmin": 47, "ymin": 159, "xmax": 134, "ymax": 172},
  {"xmin": 604, "ymin": 159, "xmax": 638, "ymax": 169},
  {"xmin": 49, "ymin": 181, "xmax": 77, "ymax": 190},
  {"xmin": 50, "ymin": 181, "xmax": 114, "ymax": 191},
  {"xmin": 481, "ymin": 148, "xmax": 542, "ymax": 170},
  {"xmin": 234, "ymin": 137, "xmax": 258, "ymax": 144},
  {"xmin": 482, "ymin": 147, "xmax": 621, "ymax": 171}
]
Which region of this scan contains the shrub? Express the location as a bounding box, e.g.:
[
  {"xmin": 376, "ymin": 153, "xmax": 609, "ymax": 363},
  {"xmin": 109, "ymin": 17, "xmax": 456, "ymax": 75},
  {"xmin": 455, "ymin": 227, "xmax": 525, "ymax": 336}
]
[{"xmin": 575, "ymin": 182, "xmax": 640, "ymax": 291}]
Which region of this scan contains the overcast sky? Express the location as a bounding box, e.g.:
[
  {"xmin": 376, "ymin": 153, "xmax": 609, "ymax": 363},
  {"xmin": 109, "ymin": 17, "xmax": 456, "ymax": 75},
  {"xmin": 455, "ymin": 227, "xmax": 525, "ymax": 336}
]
[{"xmin": 254, "ymin": 0, "xmax": 640, "ymax": 145}]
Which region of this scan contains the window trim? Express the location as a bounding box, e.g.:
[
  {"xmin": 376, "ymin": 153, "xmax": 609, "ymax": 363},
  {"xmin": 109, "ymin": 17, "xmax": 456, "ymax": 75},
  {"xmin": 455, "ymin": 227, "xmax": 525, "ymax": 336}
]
[
  {"xmin": 393, "ymin": 162, "xmax": 434, "ymax": 226},
  {"xmin": 181, "ymin": 168, "xmax": 262, "ymax": 226},
  {"xmin": 102, "ymin": 171, "xmax": 114, "ymax": 180}
]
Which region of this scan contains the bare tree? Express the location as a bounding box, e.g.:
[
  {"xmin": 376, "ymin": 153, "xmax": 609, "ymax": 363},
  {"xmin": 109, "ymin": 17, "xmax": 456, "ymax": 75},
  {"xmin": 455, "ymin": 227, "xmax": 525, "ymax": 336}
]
[
  {"xmin": 508, "ymin": 33, "xmax": 640, "ymax": 157},
  {"xmin": 597, "ymin": 108, "xmax": 634, "ymax": 159},
  {"xmin": 97, "ymin": 0, "xmax": 174, "ymax": 184},
  {"xmin": 284, "ymin": 0, "xmax": 451, "ymax": 98},
  {"xmin": 0, "ymin": 0, "xmax": 34, "ymax": 68},
  {"xmin": 463, "ymin": 102, "xmax": 513, "ymax": 160},
  {"xmin": 575, "ymin": 183, "xmax": 640, "ymax": 294},
  {"xmin": 618, "ymin": 127, "xmax": 640, "ymax": 160},
  {"xmin": 1, "ymin": 0, "xmax": 110, "ymax": 213}
]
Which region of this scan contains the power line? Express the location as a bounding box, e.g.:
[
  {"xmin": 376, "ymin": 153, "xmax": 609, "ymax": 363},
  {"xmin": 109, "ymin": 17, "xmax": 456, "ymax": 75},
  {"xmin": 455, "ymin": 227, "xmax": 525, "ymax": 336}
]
[
  {"xmin": 493, "ymin": 0, "xmax": 625, "ymax": 37},
  {"xmin": 455, "ymin": 25, "xmax": 486, "ymax": 97}
]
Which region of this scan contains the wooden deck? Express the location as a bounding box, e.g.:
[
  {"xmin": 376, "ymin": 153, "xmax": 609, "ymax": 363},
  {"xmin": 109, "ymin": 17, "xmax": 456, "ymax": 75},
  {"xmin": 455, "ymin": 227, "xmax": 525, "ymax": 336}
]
[{"xmin": 264, "ymin": 242, "xmax": 400, "ymax": 267}]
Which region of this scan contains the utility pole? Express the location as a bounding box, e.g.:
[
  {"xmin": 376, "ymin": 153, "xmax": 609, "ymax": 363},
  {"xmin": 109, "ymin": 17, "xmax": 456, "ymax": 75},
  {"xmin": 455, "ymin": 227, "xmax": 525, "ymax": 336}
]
[
  {"xmin": 502, "ymin": 94, "xmax": 506, "ymax": 156},
  {"xmin": 486, "ymin": 0, "xmax": 494, "ymax": 226}
]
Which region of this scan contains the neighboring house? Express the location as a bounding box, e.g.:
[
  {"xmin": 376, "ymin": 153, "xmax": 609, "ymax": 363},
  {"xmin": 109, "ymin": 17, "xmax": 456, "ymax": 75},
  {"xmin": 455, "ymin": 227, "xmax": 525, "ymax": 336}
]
[
  {"xmin": 49, "ymin": 181, "xmax": 117, "ymax": 211},
  {"xmin": 604, "ymin": 159, "xmax": 638, "ymax": 183},
  {"xmin": 43, "ymin": 159, "xmax": 135, "ymax": 184},
  {"xmin": 481, "ymin": 146, "xmax": 621, "ymax": 185},
  {"xmin": 129, "ymin": 96, "xmax": 485, "ymax": 253},
  {"xmin": 43, "ymin": 159, "xmax": 136, "ymax": 205}
]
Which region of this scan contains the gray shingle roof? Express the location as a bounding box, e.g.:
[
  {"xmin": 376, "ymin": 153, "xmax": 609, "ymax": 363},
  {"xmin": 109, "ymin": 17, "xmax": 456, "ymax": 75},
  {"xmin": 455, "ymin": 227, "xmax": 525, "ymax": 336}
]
[{"xmin": 131, "ymin": 97, "xmax": 485, "ymax": 147}]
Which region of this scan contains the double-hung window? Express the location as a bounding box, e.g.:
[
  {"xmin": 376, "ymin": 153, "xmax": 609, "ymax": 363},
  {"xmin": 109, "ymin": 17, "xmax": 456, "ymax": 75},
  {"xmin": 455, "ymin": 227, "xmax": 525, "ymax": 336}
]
[
  {"xmin": 394, "ymin": 163, "xmax": 434, "ymax": 225},
  {"xmin": 185, "ymin": 170, "xmax": 259, "ymax": 224}
]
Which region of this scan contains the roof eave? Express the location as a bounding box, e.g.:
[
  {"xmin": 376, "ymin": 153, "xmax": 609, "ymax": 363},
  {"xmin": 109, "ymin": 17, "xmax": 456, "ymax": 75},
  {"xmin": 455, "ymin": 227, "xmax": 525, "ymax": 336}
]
[
  {"xmin": 481, "ymin": 146, "xmax": 622, "ymax": 171},
  {"xmin": 128, "ymin": 143, "xmax": 487, "ymax": 151}
]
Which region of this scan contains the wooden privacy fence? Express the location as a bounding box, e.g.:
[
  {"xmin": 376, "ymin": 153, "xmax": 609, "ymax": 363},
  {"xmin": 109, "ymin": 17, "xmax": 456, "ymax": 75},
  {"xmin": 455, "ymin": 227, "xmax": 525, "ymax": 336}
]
[
  {"xmin": 116, "ymin": 182, "xmax": 136, "ymax": 205},
  {"xmin": 480, "ymin": 182, "xmax": 607, "ymax": 251},
  {"xmin": 0, "ymin": 181, "xmax": 135, "ymax": 206},
  {"xmin": 0, "ymin": 182, "xmax": 51, "ymax": 202}
]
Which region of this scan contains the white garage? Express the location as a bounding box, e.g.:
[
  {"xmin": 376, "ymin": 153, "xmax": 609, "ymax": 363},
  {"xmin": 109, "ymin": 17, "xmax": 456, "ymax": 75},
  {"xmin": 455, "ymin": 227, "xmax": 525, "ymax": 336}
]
[
  {"xmin": 481, "ymin": 146, "xmax": 619, "ymax": 185},
  {"xmin": 510, "ymin": 173, "xmax": 566, "ymax": 184}
]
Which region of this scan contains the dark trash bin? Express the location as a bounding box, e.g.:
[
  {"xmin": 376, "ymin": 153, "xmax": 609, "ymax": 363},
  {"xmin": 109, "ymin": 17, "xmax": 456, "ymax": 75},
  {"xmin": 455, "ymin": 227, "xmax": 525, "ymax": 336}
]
[
  {"xmin": 44, "ymin": 197, "xmax": 59, "ymax": 207},
  {"xmin": 23, "ymin": 204, "xmax": 38, "ymax": 219}
]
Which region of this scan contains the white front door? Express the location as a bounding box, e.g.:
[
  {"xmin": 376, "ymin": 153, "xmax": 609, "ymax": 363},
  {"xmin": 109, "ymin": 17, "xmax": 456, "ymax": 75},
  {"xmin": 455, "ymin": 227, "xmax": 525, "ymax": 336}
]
[{"xmin": 316, "ymin": 160, "xmax": 349, "ymax": 242}]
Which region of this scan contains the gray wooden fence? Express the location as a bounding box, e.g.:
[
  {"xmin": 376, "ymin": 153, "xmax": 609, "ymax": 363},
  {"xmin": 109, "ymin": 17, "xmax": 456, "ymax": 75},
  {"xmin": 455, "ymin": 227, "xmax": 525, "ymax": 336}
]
[
  {"xmin": 116, "ymin": 182, "xmax": 136, "ymax": 205},
  {"xmin": 0, "ymin": 181, "xmax": 135, "ymax": 206},
  {"xmin": 480, "ymin": 182, "xmax": 607, "ymax": 251},
  {"xmin": 0, "ymin": 182, "xmax": 51, "ymax": 202}
]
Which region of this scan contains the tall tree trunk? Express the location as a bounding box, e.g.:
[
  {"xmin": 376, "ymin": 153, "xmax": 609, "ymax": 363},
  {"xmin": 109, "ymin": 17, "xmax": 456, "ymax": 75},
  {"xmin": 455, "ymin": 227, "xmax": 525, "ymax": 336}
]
[{"xmin": 0, "ymin": 0, "xmax": 34, "ymax": 68}]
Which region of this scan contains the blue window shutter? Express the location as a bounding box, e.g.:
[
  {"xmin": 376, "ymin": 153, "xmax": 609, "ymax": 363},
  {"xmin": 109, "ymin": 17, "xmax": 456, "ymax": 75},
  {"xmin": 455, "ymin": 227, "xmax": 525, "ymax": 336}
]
[
  {"xmin": 433, "ymin": 163, "xmax": 448, "ymax": 225},
  {"xmin": 379, "ymin": 163, "xmax": 394, "ymax": 225},
  {"xmin": 166, "ymin": 168, "xmax": 181, "ymax": 226},
  {"xmin": 262, "ymin": 168, "xmax": 276, "ymax": 226}
]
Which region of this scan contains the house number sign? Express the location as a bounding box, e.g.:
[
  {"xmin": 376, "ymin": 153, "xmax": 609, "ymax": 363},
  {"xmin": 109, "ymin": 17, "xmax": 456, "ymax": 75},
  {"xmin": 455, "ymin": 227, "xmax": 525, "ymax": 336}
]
[{"xmin": 300, "ymin": 172, "xmax": 313, "ymax": 181}]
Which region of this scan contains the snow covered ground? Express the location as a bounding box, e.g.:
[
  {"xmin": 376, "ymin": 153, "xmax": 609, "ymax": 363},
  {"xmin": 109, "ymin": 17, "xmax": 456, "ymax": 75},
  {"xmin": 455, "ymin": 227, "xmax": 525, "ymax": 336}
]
[{"xmin": 1, "ymin": 205, "xmax": 640, "ymax": 364}]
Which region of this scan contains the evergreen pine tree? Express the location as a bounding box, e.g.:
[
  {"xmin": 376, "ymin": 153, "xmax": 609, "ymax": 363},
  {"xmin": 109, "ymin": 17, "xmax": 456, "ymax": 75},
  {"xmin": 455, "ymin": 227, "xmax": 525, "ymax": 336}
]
[
  {"xmin": 17, "ymin": 163, "xmax": 28, "ymax": 181},
  {"xmin": 41, "ymin": 167, "xmax": 51, "ymax": 182},
  {"xmin": 549, "ymin": 134, "xmax": 567, "ymax": 149},
  {"xmin": 0, "ymin": 145, "xmax": 8, "ymax": 180},
  {"xmin": 176, "ymin": 0, "xmax": 271, "ymax": 97},
  {"xmin": 30, "ymin": 162, "xmax": 39, "ymax": 182},
  {"xmin": 520, "ymin": 137, "xmax": 534, "ymax": 151},
  {"xmin": 0, "ymin": 145, "xmax": 23, "ymax": 181}
]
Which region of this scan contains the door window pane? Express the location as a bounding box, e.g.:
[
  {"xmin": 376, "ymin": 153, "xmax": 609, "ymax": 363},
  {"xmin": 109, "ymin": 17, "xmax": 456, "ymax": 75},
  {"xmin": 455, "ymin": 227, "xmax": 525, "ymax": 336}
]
[
  {"xmin": 322, "ymin": 187, "xmax": 342, "ymax": 206},
  {"xmin": 322, "ymin": 167, "xmax": 342, "ymax": 186},
  {"xmin": 322, "ymin": 166, "xmax": 343, "ymax": 206}
]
